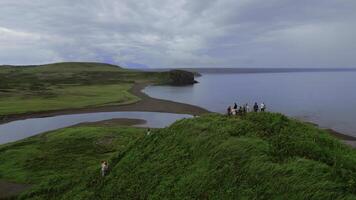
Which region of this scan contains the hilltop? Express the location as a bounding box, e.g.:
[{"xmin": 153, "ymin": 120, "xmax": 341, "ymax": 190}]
[
  {"xmin": 1, "ymin": 62, "xmax": 122, "ymax": 70},
  {"xmin": 1, "ymin": 113, "xmax": 356, "ymax": 199}
]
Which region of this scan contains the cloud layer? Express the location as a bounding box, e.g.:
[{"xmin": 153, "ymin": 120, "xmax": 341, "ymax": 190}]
[{"xmin": 1, "ymin": 0, "xmax": 356, "ymax": 68}]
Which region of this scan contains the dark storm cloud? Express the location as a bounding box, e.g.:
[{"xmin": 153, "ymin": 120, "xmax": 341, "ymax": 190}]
[{"xmin": 0, "ymin": 0, "xmax": 355, "ymax": 67}]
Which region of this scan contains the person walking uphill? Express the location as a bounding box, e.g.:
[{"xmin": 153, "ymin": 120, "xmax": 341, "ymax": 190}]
[
  {"xmin": 253, "ymin": 102, "xmax": 259, "ymax": 112},
  {"xmin": 101, "ymin": 161, "xmax": 109, "ymax": 177}
]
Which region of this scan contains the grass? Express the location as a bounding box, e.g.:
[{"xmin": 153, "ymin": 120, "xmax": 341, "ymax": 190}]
[
  {"xmin": 0, "ymin": 125, "xmax": 145, "ymax": 184},
  {"xmin": 0, "ymin": 62, "xmax": 171, "ymax": 116},
  {"xmin": 1, "ymin": 112, "xmax": 356, "ymax": 199},
  {"xmin": 0, "ymin": 84, "xmax": 139, "ymax": 115}
]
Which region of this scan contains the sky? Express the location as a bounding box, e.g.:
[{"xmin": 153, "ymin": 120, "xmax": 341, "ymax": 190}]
[{"xmin": 0, "ymin": 0, "xmax": 356, "ymax": 68}]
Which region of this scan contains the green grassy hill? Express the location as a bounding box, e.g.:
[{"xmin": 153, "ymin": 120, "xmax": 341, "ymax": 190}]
[
  {"xmin": 22, "ymin": 62, "xmax": 125, "ymax": 73},
  {"xmin": 1, "ymin": 62, "xmax": 124, "ymax": 72},
  {"xmin": 0, "ymin": 62, "xmax": 171, "ymax": 116},
  {"xmin": 2, "ymin": 113, "xmax": 356, "ymax": 199}
]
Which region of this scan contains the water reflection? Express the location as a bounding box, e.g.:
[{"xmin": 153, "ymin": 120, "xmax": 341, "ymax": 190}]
[{"xmin": 0, "ymin": 112, "xmax": 192, "ymax": 144}]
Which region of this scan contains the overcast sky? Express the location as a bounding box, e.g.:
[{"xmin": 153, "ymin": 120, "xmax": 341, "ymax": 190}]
[{"xmin": 0, "ymin": 0, "xmax": 356, "ymax": 68}]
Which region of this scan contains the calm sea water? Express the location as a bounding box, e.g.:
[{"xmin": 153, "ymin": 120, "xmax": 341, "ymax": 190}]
[
  {"xmin": 144, "ymin": 72, "xmax": 356, "ymax": 137},
  {"xmin": 0, "ymin": 112, "xmax": 192, "ymax": 144}
]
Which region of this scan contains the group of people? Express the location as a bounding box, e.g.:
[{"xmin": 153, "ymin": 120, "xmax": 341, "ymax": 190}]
[
  {"xmin": 99, "ymin": 103, "xmax": 267, "ymax": 177},
  {"xmin": 227, "ymin": 102, "xmax": 266, "ymax": 116},
  {"xmin": 101, "ymin": 102, "xmax": 266, "ymax": 177}
]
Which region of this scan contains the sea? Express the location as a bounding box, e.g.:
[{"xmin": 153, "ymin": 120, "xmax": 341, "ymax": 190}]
[{"xmin": 144, "ymin": 71, "xmax": 356, "ymax": 137}]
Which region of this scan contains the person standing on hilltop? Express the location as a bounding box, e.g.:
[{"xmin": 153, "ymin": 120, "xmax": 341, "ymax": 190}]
[
  {"xmin": 253, "ymin": 102, "xmax": 259, "ymax": 112},
  {"xmin": 242, "ymin": 104, "xmax": 247, "ymax": 114},
  {"xmin": 227, "ymin": 106, "xmax": 232, "ymax": 116},
  {"xmin": 246, "ymin": 103, "xmax": 250, "ymax": 112},
  {"xmin": 238, "ymin": 106, "xmax": 243, "ymax": 116},
  {"xmin": 261, "ymin": 102, "xmax": 266, "ymax": 112},
  {"xmin": 233, "ymin": 102, "xmax": 238, "ymax": 110}
]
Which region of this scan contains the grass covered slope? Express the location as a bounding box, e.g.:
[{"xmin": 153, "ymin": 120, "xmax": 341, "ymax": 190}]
[
  {"xmin": 0, "ymin": 125, "xmax": 145, "ymax": 184},
  {"xmin": 0, "ymin": 84, "xmax": 139, "ymax": 115},
  {"xmin": 5, "ymin": 112, "xmax": 356, "ymax": 199},
  {"xmin": 0, "ymin": 62, "xmax": 171, "ymax": 116}
]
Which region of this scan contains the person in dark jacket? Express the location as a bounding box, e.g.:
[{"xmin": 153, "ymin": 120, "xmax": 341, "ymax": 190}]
[
  {"xmin": 253, "ymin": 102, "xmax": 259, "ymax": 112},
  {"xmin": 227, "ymin": 106, "xmax": 232, "ymax": 116},
  {"xmin": 233, "ymin": 102, "xmax": 238, "ymax": 110},
  {"xmin": 242, "ymin": 104, "xmax": 247, "ymax": 115},
  {"xmin": 238, "ymin": 106, "xmax": 243, "ymax": 116}
]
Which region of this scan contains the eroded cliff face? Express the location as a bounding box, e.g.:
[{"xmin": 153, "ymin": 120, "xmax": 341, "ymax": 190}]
[{"xmin": 169, "ymin": 70, "xmax": 198, "ymax": 85}]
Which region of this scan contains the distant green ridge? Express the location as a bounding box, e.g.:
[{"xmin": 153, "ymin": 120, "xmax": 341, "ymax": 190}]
[
  {"xmin": 0, "ymin": 62, "xmax": 172, "ymax": 116},
  {"xmin": 3, "ymin": 62, "xmax": 124, "ymax": 72}
]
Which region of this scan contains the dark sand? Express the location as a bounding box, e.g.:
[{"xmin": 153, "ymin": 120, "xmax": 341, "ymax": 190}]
[
  {"xmin": 326, "ymin": 129, "xmax": 356, "ymax": 141},
  {"xmin": 0, "ymin": 180, "xmax": 31, "ymax": 199},
  {"xmin": 74, "ymin": 118, "xmax": 146, "ymax": 127},
  {"xmin": 325, "ymin": 129, "xmax": 356, "ymax": 148},
  {"xmin": 0, "ymin": 83, "xmax": 210, "ymax": 125}
]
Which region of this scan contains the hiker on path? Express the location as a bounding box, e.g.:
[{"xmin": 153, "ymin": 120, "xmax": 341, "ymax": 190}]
[
  {"xmin": 253, "ymin": 102, "xmax": 259, "ymax": 112},
  {"xmin": 147, "ymin": 128, "xmax": 151, "ymax": 136},
  {"xmin": 101, "ymin": 161, "xmax": 109, "ymax": 177}
]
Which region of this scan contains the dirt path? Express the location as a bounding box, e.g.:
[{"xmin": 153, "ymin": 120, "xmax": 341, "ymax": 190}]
[
  {"xmin": 0, "ymin": 82, "xmax": 211, "ymax": 125},
  {"xmin": 0, "ymin": 180, "xmax": 31, "ymax": 199}
]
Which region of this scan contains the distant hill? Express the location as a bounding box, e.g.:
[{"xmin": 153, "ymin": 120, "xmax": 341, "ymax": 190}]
[
  {"xmin": 0, "ymin": 62, "xmax": 199, "ymax": 116},
  {"xmin": 0, "ymin": 62, "xmax": 198, "ymax": 86},
  {"xmin": 0, "ymin": 62, "xmax": 124, "ymax": 73}
]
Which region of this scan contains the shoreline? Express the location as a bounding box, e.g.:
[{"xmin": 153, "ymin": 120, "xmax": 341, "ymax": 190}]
[
  {"xmin": 1, "ymin": 82, "xmax": 356, "ymax": 143},
  {"xmin": 0, "ymin": 180, "xmax": 31, "ymax": 199},
  {"xmin": 73, "ymin": 118, "xmax": 147, "ymax": 127},
  {"xmin": 295, "ymin": 118, "xmax": 356, "ymax": 141},
  {"xmin": 0, "ymin": 82, "xmax": 210, "ymax": 125}
]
